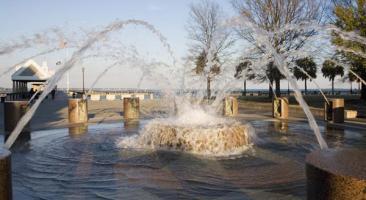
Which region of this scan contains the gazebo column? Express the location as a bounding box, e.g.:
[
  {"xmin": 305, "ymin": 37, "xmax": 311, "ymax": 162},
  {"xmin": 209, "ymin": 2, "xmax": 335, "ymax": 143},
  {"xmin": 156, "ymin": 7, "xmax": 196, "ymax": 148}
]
[
  {"xmin": 22, "ymin": 82, "xmax": 26, "ymax": 92},
  {"xmin": 16, "ymin": 81, "xmax": 19, "ymax": 93},
  {"xmin": 14, "ymin": 81, "xmax": 17, "ymax": 93},
  {"xmin": 14, "ymin": 82, "xmax": 18, "ymax": 97}
]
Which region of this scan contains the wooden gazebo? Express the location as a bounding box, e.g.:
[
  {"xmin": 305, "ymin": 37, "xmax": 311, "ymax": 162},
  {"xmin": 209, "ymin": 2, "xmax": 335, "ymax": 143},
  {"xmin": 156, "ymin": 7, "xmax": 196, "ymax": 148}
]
[{"xmin": 11, "ymin": 59, "xmax": 54, "ymax": 93}]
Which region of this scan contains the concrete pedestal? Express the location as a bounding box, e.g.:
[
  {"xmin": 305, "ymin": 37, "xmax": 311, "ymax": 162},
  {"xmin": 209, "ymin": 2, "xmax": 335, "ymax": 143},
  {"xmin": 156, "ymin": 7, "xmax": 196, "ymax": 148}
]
[
  {"xmin": 90, "ymin": 94, "xmax": 100, "ymax": 101},
  {"xmin": 3, "ymin": 101, "xmax": 30, "ymax": 142},
  {"xmin": 306, "ymin": 149, "xmax": 366, "ymax": 200},
  {"xmin": 324, "ymin": 99, "xmax": 344, "ymax": 123},
  {"xmin": 223, "ymin": 96, "xmax": 238, "ymax": 117},
  {"xmin": 0, "ymin": 148, "xmax": 12, "ymax": 200},
  {"xmin": 344, "ymin": 110, "xmax": 357, "ymax": 119},
  {"xmin": 273, "ymin": 97, "xmax": 289, "ymax": 120},
  {"xmin": 123, "ymin": 98, "xmax": 140, "ymax": 119},
  {"xmin": 68, "ymin": 99, "xmax": 88, "ymax": 124},
  {"xmin": 106, "ymin": 94, "xmax": 116, "ymax": 101}
]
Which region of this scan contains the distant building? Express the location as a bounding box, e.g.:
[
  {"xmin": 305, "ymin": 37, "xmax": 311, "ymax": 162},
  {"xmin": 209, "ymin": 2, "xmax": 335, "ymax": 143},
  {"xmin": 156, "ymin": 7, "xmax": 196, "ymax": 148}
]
[{"xmin": 11, "ymin": 59, "xmax": 55, "ymax": 93}]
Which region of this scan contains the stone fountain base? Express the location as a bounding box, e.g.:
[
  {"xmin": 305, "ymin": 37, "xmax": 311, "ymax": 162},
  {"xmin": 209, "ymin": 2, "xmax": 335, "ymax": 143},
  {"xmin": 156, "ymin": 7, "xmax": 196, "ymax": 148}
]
[
  {"xmin": 306, "ymin": 148, "xmax": 366, "ymax": 200},
  {"xmin": 0, "ymin": 148, "xmax": 12, "ymax": 199},
  {"xmin": 138, "ymin": 121, "xmax": 251, "ymax": 156}
]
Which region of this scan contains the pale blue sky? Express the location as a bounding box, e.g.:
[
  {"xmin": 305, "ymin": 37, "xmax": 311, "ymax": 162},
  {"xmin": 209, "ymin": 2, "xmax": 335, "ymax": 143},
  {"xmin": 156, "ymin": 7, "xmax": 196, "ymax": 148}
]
[{"xmin": 0, "ymin": 0, "xmax": 355, "ymax": 90}]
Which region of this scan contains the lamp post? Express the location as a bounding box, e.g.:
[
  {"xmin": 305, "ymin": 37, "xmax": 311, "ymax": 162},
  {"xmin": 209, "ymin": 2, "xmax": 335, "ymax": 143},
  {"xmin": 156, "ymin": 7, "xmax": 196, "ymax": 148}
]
[{"xmin": 82, "ymin": 67, "xmax": 85, "ymax": 94}]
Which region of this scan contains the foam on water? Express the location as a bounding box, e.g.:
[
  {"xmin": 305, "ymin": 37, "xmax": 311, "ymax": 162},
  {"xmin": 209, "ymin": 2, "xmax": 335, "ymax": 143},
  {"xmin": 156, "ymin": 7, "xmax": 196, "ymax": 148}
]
[{"xmin": 118, "ymin": 106, "xmax": 256, "ymax": 157}]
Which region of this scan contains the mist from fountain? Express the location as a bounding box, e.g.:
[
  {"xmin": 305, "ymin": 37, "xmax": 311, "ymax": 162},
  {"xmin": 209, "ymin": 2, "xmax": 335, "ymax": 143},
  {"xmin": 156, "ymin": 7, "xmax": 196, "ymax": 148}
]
[{"xmin": 0, "ymin": 28, "xmax": 61, "ymax": 56}]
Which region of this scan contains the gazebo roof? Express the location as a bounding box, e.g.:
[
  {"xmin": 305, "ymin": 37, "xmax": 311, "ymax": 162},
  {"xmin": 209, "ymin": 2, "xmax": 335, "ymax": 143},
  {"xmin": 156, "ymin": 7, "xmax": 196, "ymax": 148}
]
[{"xmin": 12, "ymin": 59, "xmax": 55, "ymax": 82}]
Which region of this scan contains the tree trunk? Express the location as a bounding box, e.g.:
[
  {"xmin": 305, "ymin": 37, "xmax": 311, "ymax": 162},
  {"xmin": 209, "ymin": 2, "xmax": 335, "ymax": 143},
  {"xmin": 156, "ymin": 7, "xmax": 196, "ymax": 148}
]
[
  {"xmin": 361, "ymin": 83, "xmax": 366, "ymax": 101},
  {"xmin": 332, "ymin": 79, "xmax": 335, "ymax": 96},
  {"xmin": 207, "ymin": 77, "xmax": 211, "ymax": 100},
  {"xmin": 243, "ymin": 80, "xmax": 247, "ymax": 96},
  {"xmin": 350, "ymin": 81, "xmax": 353, "ymax": 94},
  {"xmin": 305, "ymin": 79, "xmax": 308, "ymax": 95},
  {"xmin": 359, "ymin": 82, "xmax": 361, "ymax": 92},
  {"xmin": 269, "ymin": 82, "xmax": 273, "ymax": 99},
  {"xmin": 275, "ymin": 78, "xmax": 281, "ymax": 97}
]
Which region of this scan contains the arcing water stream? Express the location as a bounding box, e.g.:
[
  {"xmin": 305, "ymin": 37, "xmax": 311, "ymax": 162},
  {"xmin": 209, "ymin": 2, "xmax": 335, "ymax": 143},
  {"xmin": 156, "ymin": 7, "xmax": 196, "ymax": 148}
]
[
  {"xmin": 4, "ymin": 19, "xmax": 179, "ymax": 149},
  {"xmin": 2, "ymin": 17, "xmax": 366, "ymax": 152}
]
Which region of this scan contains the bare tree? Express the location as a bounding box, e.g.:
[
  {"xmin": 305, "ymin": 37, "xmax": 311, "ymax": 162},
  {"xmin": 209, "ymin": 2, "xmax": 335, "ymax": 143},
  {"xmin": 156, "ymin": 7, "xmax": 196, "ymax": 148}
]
[
  {"xmin": 232, "ymin": 0, "xmax": 326, "ymax": 98},
  {"xmin": 187, "ymin": 0, "xmax": 234, "ymax": 99}
]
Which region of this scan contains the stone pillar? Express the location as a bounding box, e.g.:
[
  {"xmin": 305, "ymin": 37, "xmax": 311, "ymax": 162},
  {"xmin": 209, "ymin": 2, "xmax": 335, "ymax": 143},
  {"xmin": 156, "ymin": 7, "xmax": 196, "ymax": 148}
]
[
  {"xmin": 0, "ymin": 148, "xmax": 12, "ymax": 200},
  {"xmin": 324, "ymin": 98, "xmax": 344, "ymax": 123},
  {"xmin": 4, "ymin": 101, "xmax": 31, "ymax": 142},
  {"xmin": 273, "ymin": 97, "xmax": 289, "ymax": 119},
  {"xmin": 68, "ymin": 98, "xmax": 88, "ymax": 124},
  {"xmin": 306, "ymin": 149, "xmax": 366, "ymax": 200},
  {"xmin": 223, "ymin": 96, "xmax": 238, "ymax": 117},
  {"xmin": 123, "ymin": 97, "xmax": 140, "ymax": 119}
]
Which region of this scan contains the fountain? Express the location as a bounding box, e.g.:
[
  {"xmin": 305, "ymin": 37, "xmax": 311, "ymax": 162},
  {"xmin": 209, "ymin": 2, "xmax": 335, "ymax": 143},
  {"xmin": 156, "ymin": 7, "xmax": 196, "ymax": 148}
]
[
  {"xmin": 119, "ymin": 106, "xmax": 254, "ymax": 157},
  {"xmin": 0, "ymin": 13, "xmax": 365, "ymax": 199}
]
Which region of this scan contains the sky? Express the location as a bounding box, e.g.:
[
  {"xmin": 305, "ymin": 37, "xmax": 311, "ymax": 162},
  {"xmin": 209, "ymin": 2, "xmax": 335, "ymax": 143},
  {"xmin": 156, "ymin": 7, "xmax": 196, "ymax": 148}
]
[{"xmin": 0, "ymin": 0, "xmax": 358, "ymax": 91}]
